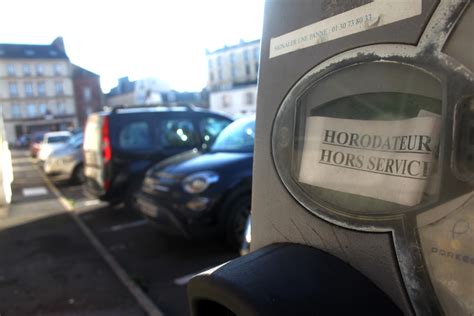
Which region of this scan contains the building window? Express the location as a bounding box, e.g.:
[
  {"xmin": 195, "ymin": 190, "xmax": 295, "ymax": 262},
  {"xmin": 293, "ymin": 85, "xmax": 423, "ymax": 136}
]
[
  {"xmin": 24, "ymin": 49, "xmax": 35, "ymax": 57},
  {"xmin": 253, "ymin": 47, "xmax": 259, "ymax": 61},
  {"xmin": 243, "ymin": 50, "xmax": 249, "ymax": 63},
  {"xmin": 209, "ymin": 72, "xmax": 214, "ymax": 82},
  {"xmin": 36, "ymin": 64, "xmax": 44, "ymax": 76},
  {"xmin": 57, "ymin": 102, "xmax": 66, "ymax": 114},
  {"xmin": 27, "ymin": 104, "xmax": 36, "ymax": 118},
  {"xmin": 39, "ymin": 103, "xmax": 47, "ymax": 115},
  {"xmin": 37, "ymin": 82, "xmax": 46, "ymax": 96},
  {"xmin": 83, "ymin": 87, "xmax": 92, "ymax": 102},
  {"xmin": 24, "ymin": 82, "xmax": 33, "ymax": 97},
  {"xmin": 23, "ymin": 64, "xmax": 31, "ymax": 77},
  {"xmin": 7, "ymin": 64, "xmax": 15, "ymax": 76},
  {"xmin": 255, "ymin": 63, "xmax": 259, "ymax": 74},
  {"xmin": 208, "ymin": 59, "xmax": 213, "ymax": 69},
  {"xmin": 55, "ymin": 81, "xmax": 64, "ymax": 95},
  {"xmin": 245, "ymin": 92, "xmax": 254, "ymax": 105},
  {"xmin": 11, "ymin": 104, "xmax": 21, "ymax": 119},
  {"xmin": 245, "ymin": 64, "xmax": 251, "ymax": 76},
  {"xmin": 230, "ymin": 53, "xmax": 236, "ymax": 79},
  {"xmin": 222, "ymin": 95, "xmax": 231, "ymax": 108},
  {"xmin": 53, "ymin": 63, "xmax": 62, "ymax": 75},
  {"xmin": 8, "ymin": 83, "xmax": 18, "ymax": 97}
]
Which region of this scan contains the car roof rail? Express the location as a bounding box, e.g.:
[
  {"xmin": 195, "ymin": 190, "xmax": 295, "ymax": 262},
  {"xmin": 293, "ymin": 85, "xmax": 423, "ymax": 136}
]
[{"xmin": 109, "ymin": 103, "xmax": 197, "ymax": 113}]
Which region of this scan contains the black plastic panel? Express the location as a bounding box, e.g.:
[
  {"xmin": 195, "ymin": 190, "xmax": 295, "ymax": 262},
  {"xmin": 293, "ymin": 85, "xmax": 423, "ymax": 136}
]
[{"xmin": 187, "ymin": 243, "xmax": 402, "ymax": 316}]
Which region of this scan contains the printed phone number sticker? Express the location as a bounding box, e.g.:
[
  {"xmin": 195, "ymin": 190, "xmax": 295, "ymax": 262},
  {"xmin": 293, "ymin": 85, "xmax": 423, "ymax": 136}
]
[{"xmin": 269, "ymin": 0, "xmax": 422, "ymax": 58}]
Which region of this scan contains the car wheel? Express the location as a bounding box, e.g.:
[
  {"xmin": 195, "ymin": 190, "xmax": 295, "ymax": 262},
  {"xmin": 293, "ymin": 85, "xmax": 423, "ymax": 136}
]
[
  {"xmin": 72, "ymin": 164, "xmax": 85, "ymax": 184},
  {"xmin": 225, "ymin": 194, "xmax": 251, "ymax": 250}
]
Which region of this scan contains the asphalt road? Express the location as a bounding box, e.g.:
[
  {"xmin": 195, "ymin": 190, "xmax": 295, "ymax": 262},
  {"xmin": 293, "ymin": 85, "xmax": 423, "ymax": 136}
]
[
  {"xmin": 1, "ymin": 151, "xmax": 145, "ymax": 316},
  {"xmin": 52, "ymin": 178, "xmax": 238, "ymax": 316}
]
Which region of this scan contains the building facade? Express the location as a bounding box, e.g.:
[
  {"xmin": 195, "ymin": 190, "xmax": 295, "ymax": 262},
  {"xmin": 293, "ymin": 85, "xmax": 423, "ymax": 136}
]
[
  {"xmin": 106, "ymin": 76, "xmax": 207, "ymax": 108},
  {"xmin": 206, "ymin": 39, "xmax": 260, "ymax": 116},
  {"xmin": 0, "ymin": 37, "xmax": 78, "ymax": 143},
  {"xmin": 72, "ymin": 65, "xmax": 103, "ymax": 127},
  {"xmin": 209, "ymin": 85, "xmax": 257, "ymax": 116},
  {"xmin": 134, "ymin": 77, "xmax": 170, "ymax": 105},
  {"xmin": 105, "ymin": 76, "xmax": 135, "ymax": 107}
]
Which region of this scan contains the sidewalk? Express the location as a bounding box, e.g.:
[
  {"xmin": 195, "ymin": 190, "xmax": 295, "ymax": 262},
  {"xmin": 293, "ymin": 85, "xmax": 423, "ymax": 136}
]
[{"xmin": 0, "ymin": 150, "xmax": 144, "ymax": 316}]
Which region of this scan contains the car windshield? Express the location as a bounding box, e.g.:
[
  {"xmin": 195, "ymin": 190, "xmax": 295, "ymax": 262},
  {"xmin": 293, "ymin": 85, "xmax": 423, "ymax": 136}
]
[
  {"xmin": 46, "ymin": 135, "xmax": 69, "ymax": 143},
  {"xmin": 211, "ymin": 117, "xmax": 255, "ymax": 152}
]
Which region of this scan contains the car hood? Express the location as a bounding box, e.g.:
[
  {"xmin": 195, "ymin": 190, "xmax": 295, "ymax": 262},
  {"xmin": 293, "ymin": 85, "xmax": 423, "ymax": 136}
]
[
  {"xmin": 153, "ymin": 150, "xmax": 253, "ymax": 176},
  {"xmin": 39, "ymin": 143, "xmax": 68, "ymax": 158},
  {"xmin": 42, "ymin": 143, "xmax": 68, "ymax": 151}
]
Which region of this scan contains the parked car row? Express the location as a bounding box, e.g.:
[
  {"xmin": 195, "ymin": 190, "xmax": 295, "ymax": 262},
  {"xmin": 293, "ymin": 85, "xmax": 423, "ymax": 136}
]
[
  {"xmin": 44, "ymin": 133, "xmax": 85, "ymax": 183},
  {"xmin": 76, "ymin": 105, "xmax": 254, "ymax": 249},
  {"xmin": 29, "ymin": 130, "xmax": 85, "ymax": 183}
]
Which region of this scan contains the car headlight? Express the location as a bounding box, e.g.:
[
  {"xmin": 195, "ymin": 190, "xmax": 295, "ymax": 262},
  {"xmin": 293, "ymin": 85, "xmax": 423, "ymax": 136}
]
[{"xmin": 182, "ymin": 171, "xmax": 219, "ymax": 194}]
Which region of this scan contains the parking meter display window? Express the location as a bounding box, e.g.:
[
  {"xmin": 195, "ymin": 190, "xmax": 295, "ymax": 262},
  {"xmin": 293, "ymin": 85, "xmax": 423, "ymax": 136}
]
[
  {"xmin": 290, "ymin": 62, "xmax": 442, "ymax": 214},
  {"xmin": 417, "ymin": 193, "xmax": 474, "ymax": 316}
]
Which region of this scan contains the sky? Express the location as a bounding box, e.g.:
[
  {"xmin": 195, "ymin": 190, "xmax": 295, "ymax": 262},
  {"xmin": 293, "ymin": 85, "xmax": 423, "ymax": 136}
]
[{"xmin": 0, "ymin": 0, "xmax": 265, "ymax": 93}]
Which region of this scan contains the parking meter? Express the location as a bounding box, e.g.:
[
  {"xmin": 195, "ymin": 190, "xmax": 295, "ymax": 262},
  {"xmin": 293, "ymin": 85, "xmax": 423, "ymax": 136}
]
[{"xmin": 188, "ymin": 1, "xmax": 473, "ymax": 315}]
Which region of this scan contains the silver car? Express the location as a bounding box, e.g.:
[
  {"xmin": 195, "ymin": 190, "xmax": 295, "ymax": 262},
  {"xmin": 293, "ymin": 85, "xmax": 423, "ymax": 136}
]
[{"xmin": 44, "ymin": 133, "xmax": 85, "ymax": 183}]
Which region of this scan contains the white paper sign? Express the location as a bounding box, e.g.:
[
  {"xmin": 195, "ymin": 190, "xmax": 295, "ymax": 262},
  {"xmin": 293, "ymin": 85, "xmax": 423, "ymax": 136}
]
[
  {"xmin": 299, "ymin": 115, "xmax": 441, "ymax": 206},
  {"xmin": 269, "ymin": 0, "xmax": 422, "ymax": 58}
]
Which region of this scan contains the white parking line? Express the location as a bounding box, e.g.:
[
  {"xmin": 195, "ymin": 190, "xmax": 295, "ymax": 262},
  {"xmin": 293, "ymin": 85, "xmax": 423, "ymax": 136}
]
[
  {"xmin": 83, "ymin": 199, "xmax": 101, "ymax": 206},
  {"xmin": 22, "ymin": 187, "xmax": 48, "ymax": 197},
  {"xmin": 37, "ymin": 165, "xmax": 163, "ymax": 316},
  {"xmin": 104, "ymin": 220, "xmax": 148, "ymax": 233}
]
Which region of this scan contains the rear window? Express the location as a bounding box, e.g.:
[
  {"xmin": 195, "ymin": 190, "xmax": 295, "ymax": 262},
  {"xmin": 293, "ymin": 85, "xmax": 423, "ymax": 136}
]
[
  {"xmin": 84, "ymin": 114, "xmax": 102, "ymax": 151},
  {"xmin": 46, "ymin": 135, "xmax": 70, "ymax": 143}
]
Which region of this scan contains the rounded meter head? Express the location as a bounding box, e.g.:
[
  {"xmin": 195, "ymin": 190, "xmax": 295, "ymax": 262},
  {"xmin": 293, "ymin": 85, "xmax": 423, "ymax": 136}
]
[{"xmin": 270, "ymin": 2, "xmax": 473, "ymax": 315}]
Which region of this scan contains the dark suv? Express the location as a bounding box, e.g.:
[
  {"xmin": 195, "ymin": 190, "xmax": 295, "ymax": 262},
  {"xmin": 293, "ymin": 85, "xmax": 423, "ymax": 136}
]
[{"xmin": 83, "ymin": 105, "xmax": 232, "ymax": 208}]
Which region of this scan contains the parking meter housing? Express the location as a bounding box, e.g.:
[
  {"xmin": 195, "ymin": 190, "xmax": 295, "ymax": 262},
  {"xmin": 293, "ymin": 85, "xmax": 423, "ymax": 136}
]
[{"xmin": 188, "ymin": 1, "xmax": 473, "ymax": 315}]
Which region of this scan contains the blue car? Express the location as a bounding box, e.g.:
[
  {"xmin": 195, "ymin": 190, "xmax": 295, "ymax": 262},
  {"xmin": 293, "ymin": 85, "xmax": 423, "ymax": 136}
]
[{"xmin": 137, "ymin": 116, "xmax": 255, "ymax": 249}]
